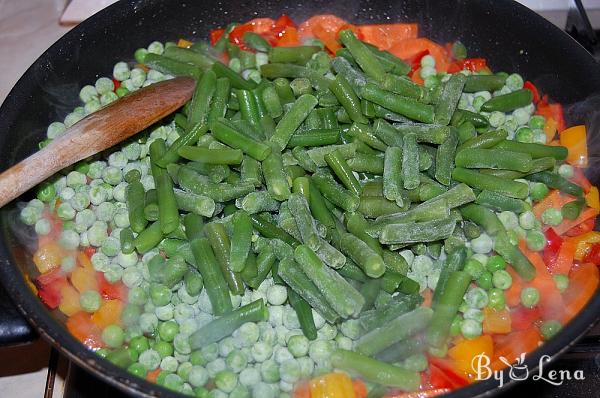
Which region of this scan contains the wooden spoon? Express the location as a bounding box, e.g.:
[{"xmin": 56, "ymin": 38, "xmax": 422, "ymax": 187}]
[{"xmin": 0, "ymin": 76, "xmax": 196, "ymax": 208}]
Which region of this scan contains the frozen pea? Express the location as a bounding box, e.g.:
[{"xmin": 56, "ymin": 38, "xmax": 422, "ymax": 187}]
[
  {"xmin": 280, "ymin": 359, "xmax": 301, "ymax": 384},
  {"xmin": 148, "ymin": 69, "xmax": 166, "ymax": 82},
  {"xmin": 113, "ymin": 208, "xmax": 130, "ymax": 228},
  {"xmin": 59, "ymin": 229, "xmax": 80, "ymax": 250},
  {"xmin": 558, "ymin": 164, "xmax": 574, "ymax": 179},
  {"xmin": 117, "ymin": 250, "xmax": 138, "ymax": 267},
  {"xmin": 461, "ymin": 318, "xmax": 482, "ymax": 339},
  {"xmin": 340, "ymin": 319, "xmax": 361, "ymax": 340},
  {"xmin": 308, "ymin": 340, "xmax": 332, "ymax": 363},
  {"xmin": 471, "ymin": 233, "xmax": 493, "ymax": 254},
  {"xmin": 513, "ymin": 107, "xmax": 531, "ymax": 127},
  {"xmin": 147, "ymin": 41, "xmax": 164, "ymax": 55},
  {"xmin": 465, "ymin": 287, "xmax": 489, "ymax": 309},
  {"xmin": 174, "ymin": 334, "xmax": 192, "ymax": 355},
  {"xmin": 206, "ymin": 358, "xmax": 227, "ymax": 378},
  {"xmin": 123, "ymin": 141, "xmax": 142, "ymax": 160},
  {"xmin": 542, "ymin": 208, "xmax": 562, "ymax": 226},
  {"xmin": 84, "ymin": 99, "xmax": 101, "ymax": 114},
  {"xmin": 70, "ymin": 192, "xmax": 90, "ymax": 212},
  {"xmin": 79, "ymin": 85, "xmax": 98, "ymax": 103},
  {"xmin": 57, "ymin": 202, "xmax": 76, "ymax": 221},
  {"xmin": 540, "ymin": 320, "xmax": 562, "ymax": 340},
  {"xmin": 95, "ymin": 202, "xmax": 116, "ymax": 222},
  {"xmin": 515, "ymin": 126, "xmax": 533, "ymax": 143},
  {"xmin": 113, "ymin": 62, "xmax": 131, "ymax": 81},
  {"xmin": 266, "ymin": 285, "xmax": 287, "ymax": 305},
  {"xmin": 188, "ymin": 365, "xmax": 209, "ymax": 387},
  {"xmin": 89, "ymin": 185, "xmax": 107, "ymax": 205},
  {"xmin": 108, "ymin": 152, "xmax": 128, "ymax": 169},
  {"xmin": 283, "ymin": 308, "xmax": 301, "ymax": 330},
  {"xmin": 113, "ymin": 182, "xmax": 128, "ymax": 203},
  {"xmin": 141, "ymin": 174, "xmax": 155, "ymax": 191},
  {"xmin": 498, "ymin": 211, "xmax": 519, "ymax": 230},
  {"xmin": 399, "ymin": 249, "xmax": 414, "ymax": 265},
  {"xmin": 268, "ymin": 305, "xmax": 284, "ymax": 327},
  {"xmin": 95, "ymin": 77, "xmax": 115, "ymax": 95},
  {"xmin": 226, "ymin": 350, "xmax": 248, "ymax": 373},
  {"xmin": 219, "ymin": 337, "xmax": 237, "ymax": 358},
  {"xmin": 287, "ymin": 335, "xmax": 309, "ymax": 357},
  {"xmin": 532, "ymin": 128, "xmax": 547, "ymax": 144},
  {"xmin": 488, "ymin": 111, "xmax": 505, "ymax": 128},
  {"xmin": 91, "ymin": 251, "xmax": 110, "ymax": 271},
  {"xmin": 160, "ymin": 356, "xmax": 179, "ymax": 372},
  {"xmin": 131, "ymin": 69, "xmax": 146, "ymax": 88},
  {"xmin": 420, "ymin": 66, "xmax": 436, "ymax": 79},
  {"xmin": 155, "ymin": 303, "xmax": 175, "ymax": 321},
  {"xmin": 122, "ymin": 267, "xmax": 143, "ymax": 288},
  {"xmin": 521, "ymin": 287, "xmax": 540, "ymax": 308},
  {"xmin": 47, "ymin": 121, "xmax": 66, "ymax": 139},
  {"xmin": 239, "ymin": 367, "xmax": 261, "ymax": 386},
  {"xmin": 75, "ymin": 210, "xmax": 95, "ymax": 235},
  {"xmin": 19, "ymin": 205, "xmax": 40, "ymax": 225},
  {"xmin": 492, "ymin": 270, "xmax": 513, "ymax": 290},
  {"xmin": 472, "ymin": 96, "xmax": 486, "ymax": 112},
  {"xmin": 232, "ymin": 322, "xmax": 260, "ymax": 348},
  {"xmin": 64, "ymin": 112, "xmax": 84, "ymax": 128},
  {"xmin": 139, "ymin": 349, "xmax": 161, "ymax": 370},
  {"xmin": 274, "ymin": 346, "xmax": 294, "ymax": 365},
  {"xmin": 260, "ymin": 359, "xmax": 280, "ymax": 383},
  {"xmin": 102, "ymin": 166, "xmax": 122, "ymax": 185},
  {"xmin": 251, "ymin": 341, "xmax": 273, "ymax": 362},
  {"xmin": 505, "ymin": 73, "xmax": 524, "ymax": 90},
  {"xmin": 80, "ymin": 290, "xmax": 102, "ymax": 312},
  {"xmin": 34, "ymin": 218, "xmax": 52, "ymax": 235},
  {"xmin": 59, "ymin": 187, "xmax": 76, "ymax": 202},
  {"xmin": 101, "ymin": 236, "xmax": 120, "ymax": 258},
  {"xmin": 103, "ymin": 263, "xmax": 123, "ymax": 283}
]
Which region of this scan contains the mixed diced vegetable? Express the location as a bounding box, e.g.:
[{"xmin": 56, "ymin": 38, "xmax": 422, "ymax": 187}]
[{"xmin": 18, "ymin": 13, "xmax": 600, "ymax": 398}]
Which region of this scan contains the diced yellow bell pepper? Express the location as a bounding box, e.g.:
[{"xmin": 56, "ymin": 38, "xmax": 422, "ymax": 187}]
[
  {"xmin": 310, "ymin": 373, "xmax": 356, "ymax": 398},
  {"xmin": 448, "ymin": 335, "xmax": 494, "ymax": 377},
  {"xmin": 586, "ymin": 186, "xmax": 600, "ymax": 210},
  {"xmin": 544, "ymin": 117, "xmax": 557, "ymax": 143},
  {"xmin": 573, "ymin": 231, "xmax": 600, "ymax": 261},
  {"xmin": 177, "ymin": 38, "xmax": 193, "ymax": 48},
  {"xmin": 59, "ymin": 284, "xmax": 81, "ymax": 316}
]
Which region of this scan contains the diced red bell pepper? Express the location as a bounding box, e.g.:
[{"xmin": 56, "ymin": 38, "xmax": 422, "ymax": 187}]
[
  {"xmin": 523, "ymin": 81, "xmax": 540, "ymax": 104},
  {"xmin": 537, "ymin": 96, "xmax": 566, "ymax": 133},
  {"xmin": 112, "ymin": 79, "xmax": 121, "ymax": 91},
  {"xmin": 542, "ymin": 228, "xmax": 562, "ymax": 267},
  {"xmin": 510, "ymin": 306, "xmax": 541, "ymax": 331},
  {"xmin": 447, "ymin": 58, "xmax": 487, "ymax": 74},
  {"xmin": 584, "ymin": 242, "xmax": 600, "ymax": 265},
  {"xmin": 97, "ymin": 272, "xmax": 128, "ymax": 301},
  {"xmin": 36, "ymin": 268, "xmax": 67, "ymax": 309},
  {"xmin": 427, "ymin": 357, "xmax": 469, "ymax": 389},
  {"xmin": 210, "ymin": 28, "xmax": 226, "ymax": 46}
]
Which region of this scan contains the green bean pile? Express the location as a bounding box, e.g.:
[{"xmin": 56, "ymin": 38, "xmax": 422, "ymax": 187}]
[{"xmin": 18, "ymin": 28, "xmax": 576, "ymax": 397}]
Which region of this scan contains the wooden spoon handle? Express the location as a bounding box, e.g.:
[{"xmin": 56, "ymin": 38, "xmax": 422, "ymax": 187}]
[{"xmin": 0, "ymin": 76, "xmax": 195, "ymax": 208}]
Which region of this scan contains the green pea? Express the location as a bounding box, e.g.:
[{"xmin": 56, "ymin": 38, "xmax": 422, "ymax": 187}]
[
  {"xmin": 37, "ymin": 182, "xmax": 56, "ymax": 202},
  {"xmin": 464, "ymin": 258, "xmax": 485, "ymax": 280},
  {"xmin": 553, "ymin": 274, "xmax": 569, "ymax": 292},
  {"xmin": 520, "ymin": 287, "xmax": 540, "ymax": 308},
  {"xmin": 492, "ymin": 270, "xmax": 512, "ymax": 290},
  {"xmin": 158, "ymin": 321, "xmax": 179, "ymax": 342},
  {"xmin": 541, "ymin": 208, "xmax": 562, "ymax": 226},
  {"xmin": 128, "ymin": 362, "xmax": 147, "ymax": 378},
  {"xmin": 530, "ymin": 182, "xmax": 549, "ymax": 201},
  {"xmin": 154, "ymin": 340, "xmax": 174, "ymax": 358},
  {"xmin": 80, "ymin": 290, "xmax": 102, "ymax": 313},
  {"xmin": 150, "ymin": 284, "xmax": 172, "ymax": 306},
  {"xmin": 486, "ymin": 255, "xmax": 506, "ymax": 273},
  {"xmin": 540, "ymin": 319, "xmax": 561, "ymax": 340},
  {"xmin": 476, "ymin": 271, "xmax": 493, "ymax": 290},
  {"xmin": 487, "ymin": 288, "xmax": 506, "ymax": 310},
  {"xmin": 130, "ymin": 335, "xmax": 150, "ymax": 353},
  {"xmin": 102, "ymin": 324, "xmax": 125, "ymax": 348}
]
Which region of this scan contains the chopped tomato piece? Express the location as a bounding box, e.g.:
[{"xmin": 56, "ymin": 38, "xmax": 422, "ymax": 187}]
[
  {"xmin": 67, "ymin": 311, "xmax": 104, "ymax": 349},
  {"xmin": 272, "ymin": 14, "xmax": 296, "ymax": 36},
  {"xmin": 97, "ymin": 272, "xmax": 128, "ymax": 301},
  {"xmin": 357, "ymin": 23, "xmax": 419, "ymax": 50},
  {"xmin": 510, "ymin": 306, "xmax": 541, "ymax": 331},
  {"xmin": 297, "ymin": 14, "xmax": 348, "ymax": 40},
  {"xmin": 388, "ymin": 38, "xmax": 450, "ymax": 72},
  {"xmin": 36, "ymin": 268, "xmax": 67, "ymax": 309},
  {"xmin": 248, "ymin": 17, "xmax": 277, "ymax": 34},
  {"xmin": 312, "ymin": 23, "xmax": 342, "ymax": 53},
  {"xmin": 542, "ymin": 228, "xmax": 562, "ymax": 266},
  {"xmin": 277, "ymin": 26, "xmax": 300, "ymax": 47},
  {"xmin": 210, "ymin": 28, "xmax": 225, "ymax": 46}
]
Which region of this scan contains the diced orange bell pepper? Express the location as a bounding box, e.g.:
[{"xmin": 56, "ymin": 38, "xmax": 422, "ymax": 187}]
[
  {"xmin": 352, "ymin": 379, "xmax": 368, "ymax": 398},
  {"xmin": 560, "ymin": 125, "xmax": 588, "ymax": 167},
  {"xmin": 33, "ymin": 242, "xmax": 65, "ymax": 274},
  {"xmin": 293, "ymin": 381, "xmax": 311, "ymax": 398},
  {"xmin": 532, "ymin": 189, "xmax": 574, "ymax": 219},
  {"xmin": 277, "ymin": 26, "xmax": 300, "ymax": 47},
  {"xmin": 310, "ymin": 373, "xmax": 357, "ymax": 398},
  {"xmin": 483, "ymin": 307, "xmax": 512, "ymax": 334},
  {"xmin": 312, "ymin": 23, "xmax": 342, "ymax": 53},
  {"xmin": 297, "ymin": 15, "xmax": 348, "ymax": 40},
  {"xmin": 91, "ymin": 299, "xmax": 123, "ymax": 328},
  {"xmin": 59, "ymin": 284, "xmax": 81, "ymax": 316},
  {"xmin": 146, "ymin": 368, "xmax": 160, "ymax": 383},
  {"xmin": 248, "ymin": 17, "xmax": 277, "ymax": 34},
  {"xmin": 447, "ymin": 335, "xmax": 494, "ymax": 377},
  {"xmin": 563, "ymin": 262, "xmax": 599, "ymax": 322},
  {"xmin": 586, "ymin": 186, "xmax": 600, "ymax": 210},
  {"xmin": 66, "ymin": 312, "xmax": 104, "ymax": 349},
  {"xmin": 70, "ymin": 265, "xmax": 98, "ymax": 293}
]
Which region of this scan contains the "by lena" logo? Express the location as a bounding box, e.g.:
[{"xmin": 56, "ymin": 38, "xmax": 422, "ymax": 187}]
[{"xmin": 471, "ymin": 353, "xmax": 585, "ymax": 387}]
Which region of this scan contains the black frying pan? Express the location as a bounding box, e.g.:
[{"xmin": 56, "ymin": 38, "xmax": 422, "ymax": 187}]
[{"xmin": 1, "ymin": 0, "xmax": 600, "ymax": 397}]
